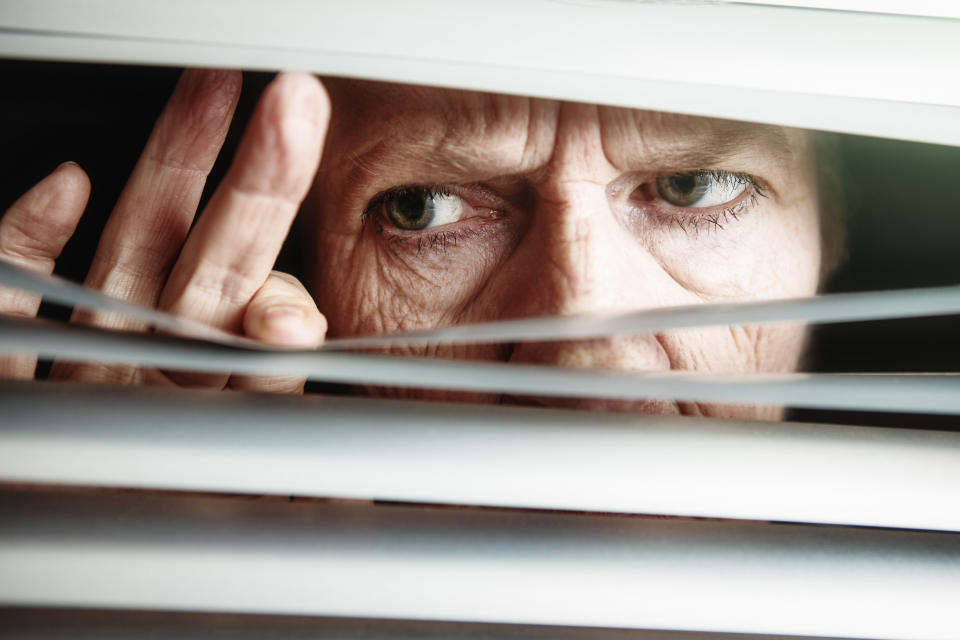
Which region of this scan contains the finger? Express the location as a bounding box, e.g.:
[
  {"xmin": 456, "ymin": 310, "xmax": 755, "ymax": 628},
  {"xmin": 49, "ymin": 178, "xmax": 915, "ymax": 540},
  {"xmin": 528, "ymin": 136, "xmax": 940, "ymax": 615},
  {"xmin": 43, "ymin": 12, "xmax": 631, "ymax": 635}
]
[
  {"xmin": 0, "ymin": 162, "xmax": 89, "ymax": 379},
  {"xmin": 155, "ymin": 72, "xmax": 328, "ymax": 390},
  {"xmin": 243, "ymin": 271, "xmax": 327, "ymax": 346},
  {"xmin": 229, "ymin": 271, "xmax": 326, "ymax": 394},
  {"xmin": 79, "ymin": 68, "xmax": 242, "ymax": 330},
  {"xmin": 56, "ymin": 68, "xmax": 241, "ymax": 385},
  {"xmin": 159, "ymin": 72, "xmax": 329, "ymax": 332}
]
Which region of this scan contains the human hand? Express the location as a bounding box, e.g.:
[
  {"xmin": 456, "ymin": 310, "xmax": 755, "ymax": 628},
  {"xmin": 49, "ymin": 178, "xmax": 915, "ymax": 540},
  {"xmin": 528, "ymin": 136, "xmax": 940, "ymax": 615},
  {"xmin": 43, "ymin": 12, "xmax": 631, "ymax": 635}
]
[{"xmin": 0, "ymin": 69, "xmax": 329, "ymax": 393}]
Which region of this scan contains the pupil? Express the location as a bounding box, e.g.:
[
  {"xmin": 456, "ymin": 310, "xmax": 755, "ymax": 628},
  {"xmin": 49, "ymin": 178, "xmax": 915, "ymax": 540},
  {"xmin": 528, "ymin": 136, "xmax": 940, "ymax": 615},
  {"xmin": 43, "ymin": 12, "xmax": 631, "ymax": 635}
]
[
  {"xmin": 656, "ymin": 172, "xmax": 711, "ymax": 206},
  {"xmin": 390, "ymin": 191, "xmax": 435, "ymax": 230},
  {"xmin": 669, "ymin": 174, "xmax": 699, "ymax": 195}
]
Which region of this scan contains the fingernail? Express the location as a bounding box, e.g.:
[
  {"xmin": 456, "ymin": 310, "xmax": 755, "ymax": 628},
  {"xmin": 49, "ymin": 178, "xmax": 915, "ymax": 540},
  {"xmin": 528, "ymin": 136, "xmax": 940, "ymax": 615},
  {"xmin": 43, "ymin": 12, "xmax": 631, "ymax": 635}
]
[
  {"xmin": 263, "ymin": 304, "xmax": 306, "ymax": 325},
  {"xmin": 56, "ymin": 161, "xmax": 79, "ymax": 171}
]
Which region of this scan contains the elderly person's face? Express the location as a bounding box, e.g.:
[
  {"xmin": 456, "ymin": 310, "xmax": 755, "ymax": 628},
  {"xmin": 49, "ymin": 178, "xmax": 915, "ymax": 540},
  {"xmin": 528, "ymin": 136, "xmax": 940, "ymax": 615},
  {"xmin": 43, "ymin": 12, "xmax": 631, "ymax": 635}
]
[{"xmin": 307, "ymin": 79, "xmax": 822, "ymax": 419}]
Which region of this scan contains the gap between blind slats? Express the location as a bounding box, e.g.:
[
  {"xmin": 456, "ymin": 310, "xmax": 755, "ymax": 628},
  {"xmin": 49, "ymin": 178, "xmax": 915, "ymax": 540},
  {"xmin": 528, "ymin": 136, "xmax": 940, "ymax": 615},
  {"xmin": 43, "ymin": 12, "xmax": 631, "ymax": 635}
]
[
  {"xmin": 0, "ymin": 608, "xmax": 876, "ymax": 640},
  {"xmin": 2, "ymin": 317, "xmax": 959, "ymax": 414},
  {"xmin": 0, "ymin": 0, "xmax": 957, "ymax": 146},
  {"xmin": 3, "ymin": 380, "xmax": 960, "ymax": 531},
  {"xmin": 1, "ymin": 490, "xmax": 958, "ymax": 640}
]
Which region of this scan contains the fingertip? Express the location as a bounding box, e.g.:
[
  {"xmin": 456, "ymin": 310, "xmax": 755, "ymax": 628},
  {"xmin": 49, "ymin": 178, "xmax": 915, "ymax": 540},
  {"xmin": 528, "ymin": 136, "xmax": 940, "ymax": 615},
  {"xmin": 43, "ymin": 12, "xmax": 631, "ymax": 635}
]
[
  {"xmin": 53, "ymin": 161, "xmax": 91, "ymax": 199},
  {"xmin": 8, "ymin": 161, "xmax": 90, "ymax": 230},
  {"xmin": 45, "ymin": 162, "xmax": 91, "ymax": 222},
  {"xmin": 0, "ymin": 161, "xmax": 89, "ymax": 272},
  {"xmin": 228, "ymin": 71, "xmax": 329, "ymax": 203},
  {"xmin": 265, "ymin": 71, "xmax": 330, "ymax": 136}
]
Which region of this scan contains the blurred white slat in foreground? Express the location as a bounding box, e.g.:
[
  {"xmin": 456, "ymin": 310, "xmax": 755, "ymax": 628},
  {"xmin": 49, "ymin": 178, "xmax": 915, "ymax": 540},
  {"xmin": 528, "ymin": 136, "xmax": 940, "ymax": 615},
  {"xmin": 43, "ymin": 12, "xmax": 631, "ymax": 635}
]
[
  {"xmin": 1, "ymin": 489, "xmax": 958, "ymax": 640},
  {"xmin": 3, "ymin": 380, "xmax": 960, "ymax": 531},
  {"xmin": 3, "ymin": 317, "xmax": 959, "ymax": 414}
]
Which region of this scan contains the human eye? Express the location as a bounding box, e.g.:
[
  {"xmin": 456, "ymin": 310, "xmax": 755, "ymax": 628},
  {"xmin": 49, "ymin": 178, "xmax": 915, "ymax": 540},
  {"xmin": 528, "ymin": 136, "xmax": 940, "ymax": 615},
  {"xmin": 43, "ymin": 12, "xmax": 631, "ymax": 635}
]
[
  {"xmin": 654, "ymin": 171, "xmax": 760, "ymax": 208},
  {"xmin": 364, "ymin": 184, "xmax": 509, "ymax": 234},
  {"xmin": 632, "ymin": 170, "xmax": 767, "ymax": 234},
  {"xmin": 372, "ymin": 186, "xmax": 470, "ymax": 231},
  {"xmin": 363, "ymin": 183, "xmax": 512, "ymax": 243}
]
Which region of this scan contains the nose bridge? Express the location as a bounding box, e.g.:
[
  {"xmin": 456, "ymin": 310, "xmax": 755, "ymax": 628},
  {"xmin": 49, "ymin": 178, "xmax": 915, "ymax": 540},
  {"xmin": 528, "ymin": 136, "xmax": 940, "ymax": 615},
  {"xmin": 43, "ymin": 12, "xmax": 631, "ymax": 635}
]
[
  {"xmin": 533, "ymin": 193, "xmax": 620, "ymax": 315},
  {"xmin": 526, "ymin": 102, "xmax": 627, "ymax": 316},
  {"xmin": 539, "ymin": 101, "xmax": 614, "ymax": 198},
  {"xmin": 500, "ymin": 103, "xmax": 677, "ymax": 408}
]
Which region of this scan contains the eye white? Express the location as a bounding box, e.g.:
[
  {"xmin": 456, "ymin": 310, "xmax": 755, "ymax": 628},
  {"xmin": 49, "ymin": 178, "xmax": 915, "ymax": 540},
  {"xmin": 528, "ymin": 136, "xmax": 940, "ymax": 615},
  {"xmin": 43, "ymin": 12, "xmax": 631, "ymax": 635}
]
[
  {"xmin": 424, "ymin": 193, "xmax": 467, "ymax": 228},
  {"xmin": 385, "ymin": 190, "xmax": 469, "ymax": 231},
  {"xmin": 693, "ymin": 175, "xmax": 748, "ymax": 208}
]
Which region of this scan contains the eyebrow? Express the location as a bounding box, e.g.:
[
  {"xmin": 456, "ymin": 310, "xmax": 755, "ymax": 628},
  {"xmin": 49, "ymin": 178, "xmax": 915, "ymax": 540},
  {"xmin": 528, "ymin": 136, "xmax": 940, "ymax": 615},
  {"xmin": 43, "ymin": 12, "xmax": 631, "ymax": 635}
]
[
  {"xmin": 343, "ymin": 111, "xmax": 800, "ymax": 188},
  {"xmin": 343, "ymin": 138, "xmax": 534, "ymax": 188},
  {"xmin": 605, "ymin": 113, "xmax": 800, "ymax": 171}
]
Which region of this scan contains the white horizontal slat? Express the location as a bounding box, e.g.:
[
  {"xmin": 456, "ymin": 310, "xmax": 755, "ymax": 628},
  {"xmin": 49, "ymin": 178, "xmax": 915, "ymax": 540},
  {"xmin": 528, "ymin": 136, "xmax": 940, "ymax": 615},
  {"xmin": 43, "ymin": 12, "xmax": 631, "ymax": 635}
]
[
  {"xmin": 0, "ymin": 608, "xmax": 865, "ymax": 640},
  {"xmin": 0, "ymin": 0, "xmax": 957, "ymax": 146},
  {"xmin": 2, "ymin": 380, "xmax": 960, "ymax": 531},
  {"xmin": 2, "ymin": 317, "xmax": 959, "ymax": 414},
  {"xmin": 6, "ymin": 258, "xmax": 960, "ymax": 352},
  {"xmin": 0, "ymin": 260, "xmax": 253, "ymax": 347},
  {"xmin": 1, "ymin": 490, "xmax": 958, "ymax": 640},
  {"xmin": 731, "ymin": 0, "xmax": 960, "ymax": 19}
]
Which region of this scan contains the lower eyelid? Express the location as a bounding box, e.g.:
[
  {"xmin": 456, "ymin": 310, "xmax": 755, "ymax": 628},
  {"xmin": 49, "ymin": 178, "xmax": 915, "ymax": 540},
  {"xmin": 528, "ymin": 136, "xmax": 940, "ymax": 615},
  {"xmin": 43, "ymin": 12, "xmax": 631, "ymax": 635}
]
[
  {"xmin": 371, "ymin": 211, "xmax": 516, "ymax": 257},
  {"xmin": 647, "ymin": 190, "xmax": 762, "ymax": 233}
]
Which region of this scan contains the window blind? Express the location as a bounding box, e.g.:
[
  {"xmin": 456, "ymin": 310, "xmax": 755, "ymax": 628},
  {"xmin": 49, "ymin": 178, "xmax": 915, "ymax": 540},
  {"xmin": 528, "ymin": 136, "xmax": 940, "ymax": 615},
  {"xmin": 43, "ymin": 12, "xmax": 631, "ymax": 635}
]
[
  {"xmin": 1, "ymin": 2, "xmax": 959, "ymax": 639},
  {"xmin": 0, "ymin": 0, "xmax": 958, "ymax": 144},
  {"xmin": 2, "ymin": 489, "xmax": 959, "ymax": 640}
]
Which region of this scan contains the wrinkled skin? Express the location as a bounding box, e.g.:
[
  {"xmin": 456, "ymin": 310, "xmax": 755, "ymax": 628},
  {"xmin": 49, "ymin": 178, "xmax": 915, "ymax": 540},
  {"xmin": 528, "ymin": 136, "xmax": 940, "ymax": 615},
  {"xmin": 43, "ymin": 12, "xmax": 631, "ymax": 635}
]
[
  {"xmin": 0, "ymin": 71, "xmax": 822, "ymax": 419},
  {"xmin": 308, "ymin": 80, "xmax": 822, "ymax": 419}
]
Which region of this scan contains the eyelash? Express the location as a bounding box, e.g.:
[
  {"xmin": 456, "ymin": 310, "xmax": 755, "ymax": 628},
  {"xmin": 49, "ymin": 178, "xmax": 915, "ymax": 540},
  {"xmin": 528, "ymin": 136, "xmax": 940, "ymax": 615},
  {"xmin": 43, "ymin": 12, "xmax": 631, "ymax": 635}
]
[
  {"xmin": 644, "ymin": 171, "xmax": 768, "ymax": 235},
  {"xmin": 663, "ymin": 191, "xmax": 759, "ymax": 235}
]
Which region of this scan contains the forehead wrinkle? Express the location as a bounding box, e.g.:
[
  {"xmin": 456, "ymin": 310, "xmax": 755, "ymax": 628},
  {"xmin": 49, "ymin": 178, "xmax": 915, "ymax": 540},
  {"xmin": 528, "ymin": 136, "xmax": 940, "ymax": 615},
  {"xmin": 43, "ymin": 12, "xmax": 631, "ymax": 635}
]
[
  {"xmin": 600, "ymin": 107, "xmax": 798, "ymax": 171},
  {"xmin": 341, "ymin": 95, "xmax": 550, "ymax": 186},
  {"xmin": 322, "ymin": 78, "xmax": 559, "ymax": 185}
]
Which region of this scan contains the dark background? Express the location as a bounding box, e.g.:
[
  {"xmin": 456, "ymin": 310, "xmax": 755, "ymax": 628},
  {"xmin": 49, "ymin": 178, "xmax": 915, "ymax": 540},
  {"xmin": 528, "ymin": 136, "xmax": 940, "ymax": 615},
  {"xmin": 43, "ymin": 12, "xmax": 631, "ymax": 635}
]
[{"xmin": 1, "ymin": 59, "xmax": 958, "ymax": 429}]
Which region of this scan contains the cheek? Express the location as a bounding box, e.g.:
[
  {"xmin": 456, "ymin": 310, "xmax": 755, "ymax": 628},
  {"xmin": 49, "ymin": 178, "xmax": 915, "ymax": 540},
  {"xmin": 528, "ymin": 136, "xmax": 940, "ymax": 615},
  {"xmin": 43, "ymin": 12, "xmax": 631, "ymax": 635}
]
[
  {"xmin": 660, "ymin": 324, "xmax": 809, "ymax": 374},
  {"xmin": 660, "ymin": 323, "xmax": 809, "ymax": 421},
  {"xmin": 312, "ymin": 221, "xmax": 512, "ymax": 337},
  {"xmin": 654, "ymin": 202, "xmax": 822, "ymax": 301}
]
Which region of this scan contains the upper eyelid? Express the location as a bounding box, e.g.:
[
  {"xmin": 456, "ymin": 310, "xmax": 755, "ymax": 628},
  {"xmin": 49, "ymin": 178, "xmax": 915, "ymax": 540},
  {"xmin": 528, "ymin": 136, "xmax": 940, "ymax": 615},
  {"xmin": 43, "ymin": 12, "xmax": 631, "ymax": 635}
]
[{"xmin": 364, "ymin": 182, "xmax": 512, "ymax": 214}]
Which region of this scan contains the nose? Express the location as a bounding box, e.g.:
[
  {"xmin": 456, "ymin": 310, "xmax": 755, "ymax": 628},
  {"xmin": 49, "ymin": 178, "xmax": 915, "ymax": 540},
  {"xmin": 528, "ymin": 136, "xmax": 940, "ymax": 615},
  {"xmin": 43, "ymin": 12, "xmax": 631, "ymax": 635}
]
[
  {"xmin": 498, "ymin": 116, "xmax": 681, "ymax": 413},
  {"xmin": 501, "ymin": 192, "xmax": 677, "ymax": 412}
]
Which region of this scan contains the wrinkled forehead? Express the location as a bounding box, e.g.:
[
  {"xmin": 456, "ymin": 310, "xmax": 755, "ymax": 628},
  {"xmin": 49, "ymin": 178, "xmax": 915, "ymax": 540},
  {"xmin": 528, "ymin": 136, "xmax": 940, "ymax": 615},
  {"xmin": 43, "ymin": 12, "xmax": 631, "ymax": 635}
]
[{"xmin": 321, "ymin": 77, "xmax": 809, "ymax": 179}]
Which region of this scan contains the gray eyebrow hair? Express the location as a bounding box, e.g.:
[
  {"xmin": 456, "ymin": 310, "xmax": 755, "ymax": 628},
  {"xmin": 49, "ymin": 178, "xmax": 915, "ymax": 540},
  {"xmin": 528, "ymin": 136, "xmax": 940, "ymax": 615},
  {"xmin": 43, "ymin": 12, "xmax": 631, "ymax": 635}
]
[
  {"xmin": 612, "ymin": 116, "xmax": 800, "ymax": 172},
  {"xmin": 344, "ymin": 139, "xmax": 525, "ymax": 186},
  {"xmin": 344, "ymin": 115, "xmax": 800, "ymax": 186}
]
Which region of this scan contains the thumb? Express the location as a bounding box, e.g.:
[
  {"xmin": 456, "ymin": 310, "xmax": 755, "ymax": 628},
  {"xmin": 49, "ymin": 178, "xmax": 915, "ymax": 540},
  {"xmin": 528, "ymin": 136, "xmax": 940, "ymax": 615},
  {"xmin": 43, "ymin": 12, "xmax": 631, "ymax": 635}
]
[
  {"xmin": 230, "ymin": 270, "xmax": 326, "ymax": 394},
  {"xmin": 242, "ymin": 270, "xmax": 326, "ymax": 348}
]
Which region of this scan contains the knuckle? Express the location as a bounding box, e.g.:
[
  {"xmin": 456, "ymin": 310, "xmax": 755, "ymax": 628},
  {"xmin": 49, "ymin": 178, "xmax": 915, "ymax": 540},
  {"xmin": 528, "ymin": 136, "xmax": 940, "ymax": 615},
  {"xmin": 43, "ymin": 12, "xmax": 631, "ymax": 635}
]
[{"xmin": 174, "ymin": 263, "xmax": 264, "ymax": 311}]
